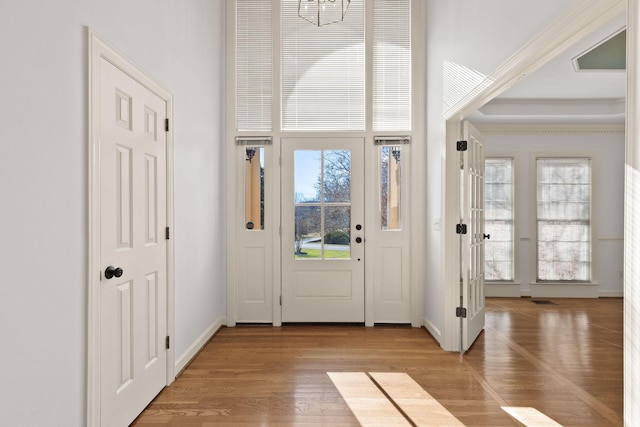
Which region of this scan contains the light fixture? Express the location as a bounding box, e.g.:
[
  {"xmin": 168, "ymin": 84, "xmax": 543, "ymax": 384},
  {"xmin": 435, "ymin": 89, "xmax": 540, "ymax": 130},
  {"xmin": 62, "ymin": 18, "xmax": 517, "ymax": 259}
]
[
  {"xmin": 246, "ymin": 147, "xmax": 257, "ymax": 163},
  {"xmin": 391, "ymin": 146, "xmax": 401, "ymax": 163},
  {"xmin": 298, "ymin": 0, "xmax": 350, "ymax": 27}
]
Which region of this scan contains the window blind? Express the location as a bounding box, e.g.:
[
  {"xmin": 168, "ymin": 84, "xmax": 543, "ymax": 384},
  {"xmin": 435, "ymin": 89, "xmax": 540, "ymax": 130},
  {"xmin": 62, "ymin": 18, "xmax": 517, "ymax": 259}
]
[
  {"xmin": 484, "ymin": 158, "xmax": 514, "ymax": 281},
  {"xmin": 373, "ymin": 0, "xmax": 411, "ymax": 131},
  {"xmin": 536, "ymin": 157, "xmax": 591, "ymax": 281},
  {"xmin": 281, "ymin": 0, "xmax": 364, "ymax": 131},
  {"xmin": 236, "ymin": 0, "xmax": 273, "ymax": 131}
]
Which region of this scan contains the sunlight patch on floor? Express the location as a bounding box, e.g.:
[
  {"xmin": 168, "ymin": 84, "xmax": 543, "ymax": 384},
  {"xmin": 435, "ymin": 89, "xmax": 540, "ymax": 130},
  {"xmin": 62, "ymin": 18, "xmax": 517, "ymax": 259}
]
[
  {"xmin": 502, "ymin": 406, "xmax": 563, "ymax": 426},
  {"xmin": 327, "ymin": 372, "xmax": 410, "ymax": 426},
  {"xmin": 328, "ymin": 372, "xmax": 464, "ymax": 426}
]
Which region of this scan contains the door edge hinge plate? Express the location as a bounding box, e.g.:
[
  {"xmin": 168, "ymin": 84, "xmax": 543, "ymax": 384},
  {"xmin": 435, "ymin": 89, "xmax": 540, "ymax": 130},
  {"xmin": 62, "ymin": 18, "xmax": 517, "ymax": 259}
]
[
  {"xmin": 165, "ymin": 118, "xmax": 170, "ymax": 132},
  {"xmin": 165, "ymin": 336, "xmax": 170, "ymax": 349},
  {"xmin": 456, "ymin": 140, "xmax": 468, "ymax": 151},
  {"xmin": 456, "ymin": 307, "xmax": 467, "ymax": 318},
  {"xmin": 166, "ymin": 227, "xmax": 170, "ymax": 240},
  {"xmin": 456, "ymin": 224, "xmax": 467, "ymax": 234}
]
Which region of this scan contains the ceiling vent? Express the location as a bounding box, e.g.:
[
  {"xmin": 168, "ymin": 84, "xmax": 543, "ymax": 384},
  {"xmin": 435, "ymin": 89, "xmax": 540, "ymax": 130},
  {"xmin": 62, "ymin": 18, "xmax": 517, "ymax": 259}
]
[{"xmin": 574, "ymin": 29, "xmax": 626, "ymax": 71}]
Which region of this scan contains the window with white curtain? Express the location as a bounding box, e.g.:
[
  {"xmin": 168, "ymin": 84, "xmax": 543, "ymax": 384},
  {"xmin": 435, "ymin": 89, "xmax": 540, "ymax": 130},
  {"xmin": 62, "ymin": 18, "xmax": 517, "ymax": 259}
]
[
  {"xmin": 236, "ymin": 0, "xmax": 272, "ymax": 131},
  {"xmin": 281, "ymin": 0, "xmax": 365, "ymax": 131},
  {"xmin": 484, "ymin": 158, "xmax": 514, "ymax": 281},
  {"xmin": 373, "ymin": 0, "xmax": 411, "ymax": 131},
  {"xmin": 536, "ymin": 157, "xmax": 592, "ymax": 282}
]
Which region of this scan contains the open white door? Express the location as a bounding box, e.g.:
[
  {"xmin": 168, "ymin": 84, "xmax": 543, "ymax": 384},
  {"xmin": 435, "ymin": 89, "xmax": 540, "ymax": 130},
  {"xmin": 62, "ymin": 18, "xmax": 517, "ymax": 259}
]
[{"xmin": 459, "ymin": 121, "xmax": 486, "ymax": 352}]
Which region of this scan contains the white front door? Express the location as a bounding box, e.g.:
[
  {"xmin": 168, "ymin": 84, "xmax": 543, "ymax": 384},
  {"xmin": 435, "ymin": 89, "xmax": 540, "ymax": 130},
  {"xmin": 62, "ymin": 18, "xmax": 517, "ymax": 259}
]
[
  {"xmin": 281, "ymin": 138, "xmax": 365, "ymax": 322},
  {"xmin": 99, "ymin": 57, "xmax": 168, "ymax": 426},
  {"xmin": 461, "ymin": 121, "xmax": 486, "ymax": 351}
]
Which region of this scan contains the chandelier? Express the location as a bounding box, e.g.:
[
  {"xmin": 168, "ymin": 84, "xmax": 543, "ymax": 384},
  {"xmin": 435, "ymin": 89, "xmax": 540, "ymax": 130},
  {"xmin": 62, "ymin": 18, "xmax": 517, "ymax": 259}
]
[{"xmin": 298, "ymin": 0, "xmax": 350, "ymax": 27}]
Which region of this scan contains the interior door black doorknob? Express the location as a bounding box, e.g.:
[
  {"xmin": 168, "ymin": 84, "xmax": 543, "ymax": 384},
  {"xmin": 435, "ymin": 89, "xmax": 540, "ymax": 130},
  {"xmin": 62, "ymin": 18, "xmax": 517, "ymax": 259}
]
[{"xmin": 105, "ymin": 266, "xmax": 123, "ymax": 279}]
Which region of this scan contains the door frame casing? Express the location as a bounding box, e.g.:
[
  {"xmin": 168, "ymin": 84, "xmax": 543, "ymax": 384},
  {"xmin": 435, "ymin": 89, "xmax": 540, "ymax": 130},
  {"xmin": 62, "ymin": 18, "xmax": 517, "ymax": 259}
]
[
  {"xmin": 86, "ymin": 28, "xmax": 176, "ymax": 426},
  {"xmin": 440, "ymin": 0, "xmax": 626, "ymax": 351}
]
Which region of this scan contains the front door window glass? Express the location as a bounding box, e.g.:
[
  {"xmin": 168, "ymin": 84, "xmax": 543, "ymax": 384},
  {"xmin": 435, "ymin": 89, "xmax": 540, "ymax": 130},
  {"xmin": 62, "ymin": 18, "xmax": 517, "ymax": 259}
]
[{"xmin": 294, "ymin": 150, "xmax": 352, "ymax": 259}]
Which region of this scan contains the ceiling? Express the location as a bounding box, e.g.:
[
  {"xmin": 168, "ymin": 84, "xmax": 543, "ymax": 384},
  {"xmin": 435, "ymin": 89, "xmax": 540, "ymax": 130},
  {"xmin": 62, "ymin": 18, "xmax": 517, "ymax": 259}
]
[{"xmin": 468, "ymin": 11, "xmax": 627, "ymax": 124}]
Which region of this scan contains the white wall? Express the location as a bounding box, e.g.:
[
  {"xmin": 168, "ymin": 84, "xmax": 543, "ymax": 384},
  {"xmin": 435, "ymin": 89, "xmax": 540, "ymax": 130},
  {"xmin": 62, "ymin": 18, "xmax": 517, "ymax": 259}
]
[
  {"xmin": 0, "ymin": 1, "xmax": 226, "ymax": 425},
  {"xmin": 482, "ymin": 128, "xmax": 625, "ymax": 297},
  {"xmin": 424, "ymin": 0, "xmax": 575, "ymax": 340}
]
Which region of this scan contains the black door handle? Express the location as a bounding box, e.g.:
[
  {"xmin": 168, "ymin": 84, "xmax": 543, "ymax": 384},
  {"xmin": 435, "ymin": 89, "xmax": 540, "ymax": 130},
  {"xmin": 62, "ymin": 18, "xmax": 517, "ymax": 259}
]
[
  {"xmin": 105, "ymin": 266, "xmax": 123, "ymax": 279},
  {"xmin": 483, "ymin": 234, "xmax": 490, "ymax": 240}
]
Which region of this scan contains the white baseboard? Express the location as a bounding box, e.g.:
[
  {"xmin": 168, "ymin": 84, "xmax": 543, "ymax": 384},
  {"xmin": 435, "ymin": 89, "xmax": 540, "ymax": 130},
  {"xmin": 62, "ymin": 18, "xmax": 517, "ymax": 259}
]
[
  {"xmin": 485, "ymin": 283, "xmax": 522, "ymax": 297},
  {"xmin": 175, "ymin": 317, "xmax": 226, "ymax": 374},
  {"xmin": 530, "ymin": 283, "xmax": 599, "ymax": 298},
  {"xmin": 422, "ymin": 317, "xmax": 442, "ymax": 344},
  {"xmin": 599, "ymin": 290, "xmax": 624, "ymax": 298}
]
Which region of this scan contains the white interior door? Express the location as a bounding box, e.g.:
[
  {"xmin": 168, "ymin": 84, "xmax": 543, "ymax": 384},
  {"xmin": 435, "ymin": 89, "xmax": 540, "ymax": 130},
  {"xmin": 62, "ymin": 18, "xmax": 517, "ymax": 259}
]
[
  {"xmin": 461, "ymin": 121, "xmax": 486, "ymax": 351},
  {"xmin": 281, "ymin": 138, "xmax": 365, "ymax": 322},
  {"xmin": 99, "ymin": 57, "xmax": 168, "ymax": 426}
]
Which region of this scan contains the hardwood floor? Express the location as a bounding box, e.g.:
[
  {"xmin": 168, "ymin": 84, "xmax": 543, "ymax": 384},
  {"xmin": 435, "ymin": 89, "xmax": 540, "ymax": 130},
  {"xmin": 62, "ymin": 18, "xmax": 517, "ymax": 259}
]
[{"xmin": 132, "ymin": 298, "xmax": 623, "ymax": 426}]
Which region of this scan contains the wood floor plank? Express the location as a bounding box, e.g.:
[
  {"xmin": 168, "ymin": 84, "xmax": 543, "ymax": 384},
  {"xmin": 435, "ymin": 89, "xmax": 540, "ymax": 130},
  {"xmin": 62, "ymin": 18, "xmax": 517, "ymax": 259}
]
[{"xmin": 132, "ymin": 298, "xmax": 623, "ymax": 426}]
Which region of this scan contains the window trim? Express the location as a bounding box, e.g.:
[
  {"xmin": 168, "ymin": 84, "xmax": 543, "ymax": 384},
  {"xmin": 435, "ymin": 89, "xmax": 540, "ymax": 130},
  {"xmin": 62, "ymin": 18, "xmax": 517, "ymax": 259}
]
[{"xmin": 531, "ymin": 152, "xmax": 598, "ymax": 286}]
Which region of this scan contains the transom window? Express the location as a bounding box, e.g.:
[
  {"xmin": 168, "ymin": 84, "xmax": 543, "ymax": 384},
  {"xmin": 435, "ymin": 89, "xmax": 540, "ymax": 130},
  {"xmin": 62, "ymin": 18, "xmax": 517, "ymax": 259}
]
[{"xmin": 235, "ymin": 0, "xmax": 411, "ymax": 133}]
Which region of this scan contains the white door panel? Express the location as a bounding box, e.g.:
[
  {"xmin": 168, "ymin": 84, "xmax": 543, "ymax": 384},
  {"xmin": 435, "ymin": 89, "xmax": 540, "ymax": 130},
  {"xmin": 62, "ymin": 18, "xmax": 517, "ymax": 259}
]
[
  {"xmin": 99, "ymin": 57, "xmax": 168, "ymax": 426},
  {"xmin": 281, "ymin": 138, "xmax": 365, "ymax": 322},
  {"xmin": 461, "ymin": 121, "xmax": 486, "ymax": 351}
]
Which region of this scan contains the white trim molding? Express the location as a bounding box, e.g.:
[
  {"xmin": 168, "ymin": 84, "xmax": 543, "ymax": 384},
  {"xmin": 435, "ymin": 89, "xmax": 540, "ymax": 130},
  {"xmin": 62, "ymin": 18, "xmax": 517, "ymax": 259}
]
[
  {"xmin": 485, "ymin": 283, "xmax": 522, "ymax": 298},
  {"xmin": 476, "ymin": 123, "xmax": 625, "ymax": 135},
  {"xmin": 174, "ymin": 317, "xmax": 226, "ymax": 374},
  {"xmin": 422, "ymin": 318, "xmax": 442, "ymax": 343},
  {"xmin": 531, "ymin": 283, "xmax": 600, "ymax": 298},
  {"xmin": 444, "ymin": 0, "xmax": 626, "ymax": 121}
]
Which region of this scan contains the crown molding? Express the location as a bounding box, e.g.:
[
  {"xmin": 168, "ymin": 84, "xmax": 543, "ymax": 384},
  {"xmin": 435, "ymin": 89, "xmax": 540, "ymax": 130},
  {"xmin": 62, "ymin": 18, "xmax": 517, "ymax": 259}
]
[
  {"xmin": 475, "ymin": 122, "xmax": 625, "ymax": 135},
  {"xmin": 444, "ymin": 0, "xmax": 627, "ymax": 121}
]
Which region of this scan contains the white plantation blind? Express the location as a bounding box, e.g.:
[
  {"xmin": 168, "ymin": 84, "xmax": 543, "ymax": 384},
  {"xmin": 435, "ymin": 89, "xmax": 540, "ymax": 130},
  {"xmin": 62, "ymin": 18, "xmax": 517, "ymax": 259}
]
[
  {"xmin": 236, "ymin": 0, "xmax": 272, "ymax": 131},
  {"xmin": 536, "ymin": 157, "xmax": 592, "ymax": 281},
  {"xmin": 373, "ymin": 0, "xmax": 411, "ymax": 131},
  {"xmin": 484, "ymin": 158, "xmax": 514, "ymax": 281},
  {"xmin": 281, "ymin": 0, "xmax": 364, "ymax": 131}
]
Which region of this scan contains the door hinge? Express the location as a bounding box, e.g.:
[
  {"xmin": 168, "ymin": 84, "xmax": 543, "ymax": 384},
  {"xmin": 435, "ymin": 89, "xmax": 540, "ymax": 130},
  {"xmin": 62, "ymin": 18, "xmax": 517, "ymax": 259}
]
[
  {"xmin": 165, "ymin": 336, "xmax": 170, "ymax": 349},
  {"xmin": 456, "ymin": 307, "xmax": 467, "ymax": 318},
  {"xmin": 166, "ymin": 227, "xmax": 170, "ymax": 240},
  {"xmin": 279, "ymin": 295, "xmax": 282, "ymax": 306},
  {"xmin": 456, "ymin": 224, "xmax": 467, "ymax": 234},
  {"xmin": 165, "ymin": 118, "xmax": 170, "ymax": 132},
  {"xmin": 456, "ymin": 140, "xmax": 468, "ymax": 151}
]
